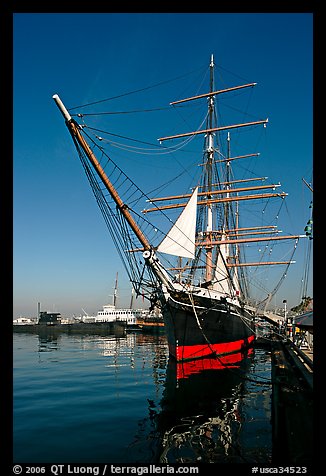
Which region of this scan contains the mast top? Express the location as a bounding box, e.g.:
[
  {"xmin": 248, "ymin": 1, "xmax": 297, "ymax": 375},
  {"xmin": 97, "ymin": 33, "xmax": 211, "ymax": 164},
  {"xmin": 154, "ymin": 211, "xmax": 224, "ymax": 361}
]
[
  {"xmin": 210, "ymin": 54, "xmax": 214, "ymax": 67},
  {"xmin": 53, "ymin": 94, "xmax": 72, "ymax": 122}
]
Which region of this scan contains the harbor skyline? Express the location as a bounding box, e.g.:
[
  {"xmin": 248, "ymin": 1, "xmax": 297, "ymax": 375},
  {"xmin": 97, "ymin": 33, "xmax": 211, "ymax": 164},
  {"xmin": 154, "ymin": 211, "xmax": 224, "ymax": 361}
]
[{"xmin": 13, "ymin": 13, "xmax": 313, "ymax": 319}]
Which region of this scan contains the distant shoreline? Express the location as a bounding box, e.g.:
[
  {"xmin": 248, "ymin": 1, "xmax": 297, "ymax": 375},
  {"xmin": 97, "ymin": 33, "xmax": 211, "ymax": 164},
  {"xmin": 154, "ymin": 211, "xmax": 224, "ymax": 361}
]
[{"xmin": 13, "ymin": 321, "xmax": 164, "ymax": 335}]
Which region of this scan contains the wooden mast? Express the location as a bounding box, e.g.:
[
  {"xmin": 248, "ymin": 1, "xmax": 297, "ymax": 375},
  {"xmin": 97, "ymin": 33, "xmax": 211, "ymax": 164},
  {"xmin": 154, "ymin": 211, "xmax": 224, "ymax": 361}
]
[
  {"xmin": 52, "ymin": 94, "xmax": 151, "ymax": 251},
  {"xmin": 142, "ymin": 192, "xmax": 288, "ymax": 213},
  {"xmin": 145, "ymin": 183, "xmax": 282, "ymax": 203},
  {"xmin": 197, "ymin": 234, "xmax": 303, "ymax": 246},
  {"xmin": 168, "ymin": 260, "xmax": 296, "ymax": 270},
  {"xmin": 170, "ymin": 83, "xmax": 257, "ymax": 105},
  {"xmin": 158, "ymin": 119, "xmax": 268, "ymax": 143}
]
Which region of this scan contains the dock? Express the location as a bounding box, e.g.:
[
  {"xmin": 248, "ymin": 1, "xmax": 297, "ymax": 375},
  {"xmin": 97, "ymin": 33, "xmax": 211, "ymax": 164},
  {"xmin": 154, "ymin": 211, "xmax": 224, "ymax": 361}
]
[
  {"xmin": 269, "ymin": 336, "xmax": 313, "ymax": 465},
  {"xmin": 253, "ymin": 306, "xmax": 313, "ymax": 465}
]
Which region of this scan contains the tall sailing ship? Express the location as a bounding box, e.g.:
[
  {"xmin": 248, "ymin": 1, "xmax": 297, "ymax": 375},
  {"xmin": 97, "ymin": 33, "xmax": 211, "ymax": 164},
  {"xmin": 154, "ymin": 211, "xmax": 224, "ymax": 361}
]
[{"xmin": 53, "ymin": 55, "xmax": 305, "ymax": 362}]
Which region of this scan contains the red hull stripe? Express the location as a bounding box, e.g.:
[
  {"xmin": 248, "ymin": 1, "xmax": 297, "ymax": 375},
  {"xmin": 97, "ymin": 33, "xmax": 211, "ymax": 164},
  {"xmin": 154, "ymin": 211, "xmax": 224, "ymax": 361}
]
[
  {"xmin": 172, "ymin": 334, "xmax": 255, "ymax": 361},
  {"xmin": 176, "ymin": 348, "xmax": 255, "ymax": 380}
]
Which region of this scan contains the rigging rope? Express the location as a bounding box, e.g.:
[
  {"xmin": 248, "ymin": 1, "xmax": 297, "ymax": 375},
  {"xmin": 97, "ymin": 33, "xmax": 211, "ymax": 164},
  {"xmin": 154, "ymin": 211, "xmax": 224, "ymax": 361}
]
[
  {"xmin": 68, "ymin": 65, "xmax": 207, "ymax": 110},
  {"xmin": 72, "ymin": 106, "xmax": 170, "ymax": 116},
  {"xmin": 84, "ymin": 111, "xmax": 209, "ymax": 155}
]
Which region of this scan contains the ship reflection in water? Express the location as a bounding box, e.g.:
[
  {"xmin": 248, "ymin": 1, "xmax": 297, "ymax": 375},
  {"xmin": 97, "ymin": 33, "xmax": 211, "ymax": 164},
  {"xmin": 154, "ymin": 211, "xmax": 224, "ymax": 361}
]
[
  {"xmin": 153, "ymin": 347, "xmax": 272, "ymax": 464},
  {"xmin": 15, "ymin": 330, "xmax": 271, "ymax": 463}
]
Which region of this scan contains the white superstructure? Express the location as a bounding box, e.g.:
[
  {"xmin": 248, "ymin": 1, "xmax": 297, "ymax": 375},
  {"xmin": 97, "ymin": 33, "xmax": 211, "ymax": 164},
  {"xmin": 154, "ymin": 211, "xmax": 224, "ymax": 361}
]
[
  {"xmin": 13, "ymin": 317, "xmax": 37, "ymax": 325},
  {"xmin": 80, "ymin": 304, "xmax": 150, "ymax": 326}
]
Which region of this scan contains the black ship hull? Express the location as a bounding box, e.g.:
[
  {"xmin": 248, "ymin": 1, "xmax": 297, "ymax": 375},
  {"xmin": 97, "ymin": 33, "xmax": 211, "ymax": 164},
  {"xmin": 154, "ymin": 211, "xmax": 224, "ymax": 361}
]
[{"xmin": 162, "ymin": 290, "xmax": 255, "ymax": 362}]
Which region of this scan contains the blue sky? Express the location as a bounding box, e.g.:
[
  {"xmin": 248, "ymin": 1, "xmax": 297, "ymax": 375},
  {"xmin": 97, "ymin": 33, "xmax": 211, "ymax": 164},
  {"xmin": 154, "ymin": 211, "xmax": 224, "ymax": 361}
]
[{"xmin": 13, "ymin": 13, "xmax": 313, "ymax": 318}]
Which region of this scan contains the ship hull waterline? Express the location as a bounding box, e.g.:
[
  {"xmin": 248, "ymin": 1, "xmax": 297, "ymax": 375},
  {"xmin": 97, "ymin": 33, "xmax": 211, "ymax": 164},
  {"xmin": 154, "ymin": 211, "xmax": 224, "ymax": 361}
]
[{"xmin": 161, "ymin": 290, "xmax": 256, "ymax": 362}]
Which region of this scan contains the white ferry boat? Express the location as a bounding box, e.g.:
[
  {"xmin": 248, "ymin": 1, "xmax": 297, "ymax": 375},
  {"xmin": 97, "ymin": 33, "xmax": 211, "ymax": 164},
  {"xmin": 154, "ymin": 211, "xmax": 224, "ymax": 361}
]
[
  {"xmin": 13, "ymin": 317, "xmax": 38, "ymax": 326},
  {"xmin": 80, "ymin": 304, "xmax": 150, "ymax": 327}
]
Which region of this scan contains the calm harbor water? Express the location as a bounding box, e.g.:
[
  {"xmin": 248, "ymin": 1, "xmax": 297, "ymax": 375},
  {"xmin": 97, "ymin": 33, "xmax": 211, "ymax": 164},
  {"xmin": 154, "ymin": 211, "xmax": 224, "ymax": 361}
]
[{"xmin": 13, "ymin": 330, "xmax": 272, "ymax": 464}]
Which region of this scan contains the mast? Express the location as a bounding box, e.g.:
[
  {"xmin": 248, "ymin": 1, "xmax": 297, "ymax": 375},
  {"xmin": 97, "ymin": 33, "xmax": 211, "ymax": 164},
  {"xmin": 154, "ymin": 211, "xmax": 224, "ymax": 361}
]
[
  {"xmin": 154, "ymin": 56, "xmax": 275, "ymax": 289},
  {"xmin": 130, "ymin": 287, "xmax": 134, "ymax": 310},
  {"xmin": 154, "ymin": 56, "xmax": 305, "ymax": 293},
  {"xmin": 113, "ymin": 272, "xmax": 118, "ymax": 307},
  {"xmin": 205, "ymin": 54, "xmax": 215, "ymax": 283},
  {"xmin": 226, "ymin": 132, "xmax": 240, "ymax": 293}
]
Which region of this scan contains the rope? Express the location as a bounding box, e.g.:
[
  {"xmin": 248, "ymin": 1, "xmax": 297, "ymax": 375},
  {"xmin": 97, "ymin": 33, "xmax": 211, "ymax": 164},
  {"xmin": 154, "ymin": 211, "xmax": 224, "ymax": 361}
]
[{"xmin": 187, "ymin": 290, "xmax": 216, "ymax": 353}]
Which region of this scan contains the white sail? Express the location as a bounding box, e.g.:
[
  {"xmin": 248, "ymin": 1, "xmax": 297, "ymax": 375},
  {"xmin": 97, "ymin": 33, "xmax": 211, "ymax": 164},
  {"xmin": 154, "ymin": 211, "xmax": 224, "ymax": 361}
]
[{"xmin": 157, "ymin": 187, "xmax": 198, "ymax": 259}]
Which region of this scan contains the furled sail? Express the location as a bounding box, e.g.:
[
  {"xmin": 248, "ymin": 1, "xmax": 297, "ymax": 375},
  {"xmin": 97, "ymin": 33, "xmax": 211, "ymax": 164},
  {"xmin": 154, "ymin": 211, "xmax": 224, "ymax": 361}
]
[
  {"xmin": 232, "ymin": 266, "xmax": 241, "ymax": 297},
  {"xmin": 213, "ymin": 234, "xmax": 233, "ymax": 295},
  {"xmin": 157, "ymin": 187, "xmax": 198, "ymax": 259}
]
